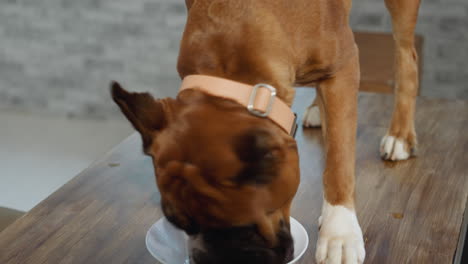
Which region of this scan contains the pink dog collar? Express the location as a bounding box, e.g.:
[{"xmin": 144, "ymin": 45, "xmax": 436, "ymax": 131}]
[{"xmin": 179, "ymin": 75, "xmax": 297, "ymax": 136}]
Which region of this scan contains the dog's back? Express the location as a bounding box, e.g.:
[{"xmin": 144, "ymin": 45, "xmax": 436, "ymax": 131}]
[{"xmin": 178, "ymin": 0, "xmax": 356, "ymax": 104}]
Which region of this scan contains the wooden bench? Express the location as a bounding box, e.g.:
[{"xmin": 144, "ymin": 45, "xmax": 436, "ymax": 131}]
[
  {"xmin": 0, "ymin": 87, "xmax": 466, "ymax": 263},
  {"xmin": 355, "ymin": 31, "xmax": 424, "ymax": 94}
]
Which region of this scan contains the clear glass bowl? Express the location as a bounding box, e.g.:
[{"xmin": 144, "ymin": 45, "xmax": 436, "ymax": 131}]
[{"xmin": 146, "ymin": 217, "xmax": 309, "ymax": 264}]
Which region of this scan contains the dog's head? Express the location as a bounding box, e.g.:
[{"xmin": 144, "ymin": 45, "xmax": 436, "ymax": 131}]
[{"xmin": 111, "ymin": 82, "xmax": 300, "ymax": 264}]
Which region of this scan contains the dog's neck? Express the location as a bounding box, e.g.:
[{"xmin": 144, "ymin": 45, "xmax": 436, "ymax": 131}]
[
  {"xmin": 176, "ymin": 1, "xmax": 296, "ymax": 106},
  {"xmin": 177, "ymin": 58, "xmax": 295, "ymax": 106},
  {"xmin": 179, "ymin": 75, "xmax": 298, "ymax": 135}
]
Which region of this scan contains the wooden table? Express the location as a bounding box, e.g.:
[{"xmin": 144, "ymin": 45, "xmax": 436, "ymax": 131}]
[{"xmin": 1, "ymin": 89, "xmax": 467, "ymax": 264}]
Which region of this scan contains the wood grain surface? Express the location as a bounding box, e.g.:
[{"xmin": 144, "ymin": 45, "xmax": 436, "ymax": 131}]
[
  {"xmin": 0, "ymin": 207, "xmax": 24, "ymax": 232},
  {"xmin": 1, "ymin": 89, "xmax": 467, "ymax": 264}
]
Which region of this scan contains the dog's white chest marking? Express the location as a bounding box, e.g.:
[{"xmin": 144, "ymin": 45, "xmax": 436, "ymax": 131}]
[{"xmin": 315, "ymin": 201, "xmax": 365, "ymax": 264}]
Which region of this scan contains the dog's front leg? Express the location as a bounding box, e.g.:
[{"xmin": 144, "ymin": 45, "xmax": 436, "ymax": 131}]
[{"xmin": 314, "ymin": 52, "xmax": 365, "ymax": 264}]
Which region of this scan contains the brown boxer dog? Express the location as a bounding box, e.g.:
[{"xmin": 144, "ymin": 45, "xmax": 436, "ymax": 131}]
[{"xmin": 111, "ymin": 0, "xmax": 420, "ymax": 263}]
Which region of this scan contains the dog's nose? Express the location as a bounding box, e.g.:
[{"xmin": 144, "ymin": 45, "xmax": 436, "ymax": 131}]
[{"xmin": 187, "ymin": 223, "xmax": 294, "ymax": 264}]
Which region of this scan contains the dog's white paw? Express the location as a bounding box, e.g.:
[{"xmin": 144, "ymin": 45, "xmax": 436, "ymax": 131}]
[
  {"xmin": 380, "ymin": 135, "xmax": 412, "ymax": 161},
  {"xmin": 316, "ymin": 202, "xmax": 365, "ymax": 264},
  {"xmin": 303, "ymin": 105, "xmax": 321, "ymax": 128}
]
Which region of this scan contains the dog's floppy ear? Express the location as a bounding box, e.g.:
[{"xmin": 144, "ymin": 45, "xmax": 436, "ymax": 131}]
[
  {"xmin": 110, "ymin": 81, "xmax": 167, "ymax": 153},
  {"xmin": 234, "ymin": 129, "xmax": 280, "ymax": 185}
]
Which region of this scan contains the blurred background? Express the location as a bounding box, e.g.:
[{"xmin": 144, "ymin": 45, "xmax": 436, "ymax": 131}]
[{"xmin": 0, "ymin": 0, "xmax": 467, "ymax": 221}]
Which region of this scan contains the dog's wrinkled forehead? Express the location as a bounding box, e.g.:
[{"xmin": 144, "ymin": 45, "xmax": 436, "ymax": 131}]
[
  {"xmin": 152, "ymin": 88, "xmax": 286, "ymax": 179},
  {"xmin": 155, "ymin": 112, "xmax": 276, "ymax": 172}
]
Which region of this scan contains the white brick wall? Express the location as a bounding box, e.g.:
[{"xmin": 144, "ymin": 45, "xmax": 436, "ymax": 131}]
[{"xmin": 0, "ymin": 0, "xmax": 466, "ymax": 119}]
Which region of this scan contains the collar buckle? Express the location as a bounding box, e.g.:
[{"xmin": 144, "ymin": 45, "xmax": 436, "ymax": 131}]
[{"xmin": 247, "ymin": 84, "xmax": 277, "ymax": 117}]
